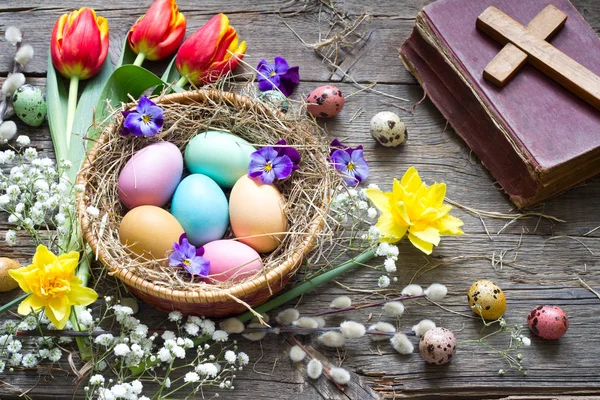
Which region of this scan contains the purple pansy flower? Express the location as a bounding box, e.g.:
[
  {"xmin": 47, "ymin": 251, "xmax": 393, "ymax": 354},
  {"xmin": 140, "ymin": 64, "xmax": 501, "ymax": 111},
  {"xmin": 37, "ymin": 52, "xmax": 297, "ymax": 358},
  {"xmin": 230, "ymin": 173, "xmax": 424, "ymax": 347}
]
[
  {"xmin": 275, "ymin": 139, "xmax": 301, "ymax": 171},
  {"xmin": 248, "ymin": 140, "xmax": 300, "ymax": 184},
  {"xmin": 121, "ymin": 95, "xmax": 164, "ymax": 137},
  {"xmin": 330, "ymin": 139, "xmax": 369, "ymax": 186},
  {"xmin": 256, "ymin": 56, "xmax": 300, "ymax": 97},
  {"xmin": 169, "ymin": 234, "xmax": 210, "ymax": 277}
]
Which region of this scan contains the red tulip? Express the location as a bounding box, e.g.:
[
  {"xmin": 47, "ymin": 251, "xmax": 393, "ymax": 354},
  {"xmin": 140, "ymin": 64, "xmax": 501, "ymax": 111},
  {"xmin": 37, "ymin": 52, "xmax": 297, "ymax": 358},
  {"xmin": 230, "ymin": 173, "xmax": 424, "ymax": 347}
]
[
  {"xmin": 50, "ymin": 8, "xmax": 109, "ymax": 80},
  {"xmin": 128, "ymin": 0, "xmax": 186, "ymax": 61},
  {"xmin": 175, "ymin": 13, "xmax": 246, "ymax": 85}
]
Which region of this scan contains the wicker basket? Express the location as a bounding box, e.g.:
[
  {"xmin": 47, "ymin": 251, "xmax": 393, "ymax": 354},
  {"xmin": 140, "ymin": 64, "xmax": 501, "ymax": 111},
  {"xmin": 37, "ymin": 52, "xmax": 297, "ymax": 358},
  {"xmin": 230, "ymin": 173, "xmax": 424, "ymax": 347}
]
[{"xmin": 76, "ymin": 89, "xmax": 331, "ymax": 317}]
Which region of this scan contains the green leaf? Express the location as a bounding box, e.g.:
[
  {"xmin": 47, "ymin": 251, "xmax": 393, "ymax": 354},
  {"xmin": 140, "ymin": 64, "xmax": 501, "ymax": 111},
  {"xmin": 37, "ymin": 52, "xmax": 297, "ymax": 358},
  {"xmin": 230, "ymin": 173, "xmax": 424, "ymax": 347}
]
[
  {"xmin": 45, "ymin": 53, "xmax": 69, "ymax": 163},
  {"xmin": 117, "ymin": 37, "xmax": 137, "ymax": 67},
  {"xmin": 95, "ymin": 65, "xmax": 169, "ymax": 124},
  {"xmin": 67, "ymin": 59, "xmax": 114, "ymax": 181},
  {"xmin": 152, "ymin": 55, "xmax": 184, "ymax": 95}
]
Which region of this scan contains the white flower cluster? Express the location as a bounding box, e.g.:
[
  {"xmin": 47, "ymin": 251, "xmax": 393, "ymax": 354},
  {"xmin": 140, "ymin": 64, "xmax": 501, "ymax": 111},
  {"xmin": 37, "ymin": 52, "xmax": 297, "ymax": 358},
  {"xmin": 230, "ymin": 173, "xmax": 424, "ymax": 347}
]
[
  {"xmin": 0, "ymin": 148, "xmax": 79, "ymax": 247},
  {"xmin": 330, "ymin": 185, "xmax": 378, "ymax": 228},
  {"xmin": 374, "ymin": 241, "xmax": 400, "ymax": 288}
]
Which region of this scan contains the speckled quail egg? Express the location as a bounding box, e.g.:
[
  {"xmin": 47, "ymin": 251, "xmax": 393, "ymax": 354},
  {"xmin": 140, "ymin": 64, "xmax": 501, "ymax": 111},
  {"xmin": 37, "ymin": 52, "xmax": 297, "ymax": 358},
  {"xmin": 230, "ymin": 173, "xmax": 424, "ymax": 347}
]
[
  {"xmin": 259, "ymin": 90, "xmax": 290, "ymax": 114},
  {"xmin": 467, "ymin": 280, "xmax": 506, "ymax": 320},
  {"xmin": 0, "ymin": 257, "xmax": 21, "ymax": 292},
  {"xmin": 370, "ymin": 111, "xmax": 406, "ymax": 147},
  {"xmin": 419, "ymin": 327, "xmax": 457, "ymax": 365},
  {"xmin": 12, "ymin": 84, "xmax": 47, "ymax": 127},
  {"xmin": 306, "ymin": 85, "xmax": 344, "ymax": 118},
  {"xmin": 527, "ymin": 305, "xmax": 568, "ymax": 340}
]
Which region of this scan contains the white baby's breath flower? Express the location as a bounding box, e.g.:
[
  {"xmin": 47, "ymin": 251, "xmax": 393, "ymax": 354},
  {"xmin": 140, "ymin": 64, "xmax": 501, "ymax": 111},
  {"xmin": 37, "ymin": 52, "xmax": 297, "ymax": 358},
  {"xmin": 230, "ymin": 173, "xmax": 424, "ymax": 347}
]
[
  {"xmin": 289, "ymin": 345, "xmax": 306, "ymax": 362},
  {"xmin": 386, "ymin": 245, "xmax": 399, "ymax": 260},
  {"xmin": 401, "ymin": 284, "xmax": 423, "ymax": 296},
  {"xmin": 15, "ymin": 135, "xmax": 30, "ymax": 147},
  {"xmin": 0, "ymin": 195, "xmax": 10, "ymax": 206},
  {"xmin": 113, "ymin": 343, "xmax": 130, "ymax": 357},
  {"xmin": 77, "ymin": 309, "xmax": 94, "ymax": 327},
  {"xmin": 157, "ymin": 347, "xmax": 173, "ymax": 363},
  {"xmin": 172, "ymin": 345, "xmax": 185, "ymax": 359},
  {"xmin": 306, "ymin": 359, "xmax": 323, "ymax": 379},
  {"xmin": 49, "ymin": 348, "xmax": 62, "ymax": 362},
  {"xmin": 161, "ymin": 330, "xmax": 175, "ymax": 341},
  {"xmin": 293, "ymin": 317, "xmax": 319, "ymax": 329},
  {"xmin": 219, "ymin": 318, "xmax": 245, "ymax": 334},
  {"xmin": 86, "ymin": 205, "xmax": 100, "ymax": 218},
  {"xmin": 367, "ymin": 207, "xmax": 378, "ymax": 220},
  {"xmin": 238, "ymin": 352, "xmax": 249, "ymax": 365},
  {"xmin": 276, "ymin": 308, "xmax": 300, "ymax": 325},
  {"xmin": 131, "ymin": 379, "xmax": 143, "ymax": 394},
  {"xmin": 330, "ymin": 367, "xmax": 351, "ymax": 385},
  {"xmin": 24, "ymin": 147, "xmax": 37, "ymax": 161},
  {"xmin": 2, "ymin": 73, "xmax": 25, "ymax": 96},
  {"xmin": 110, "ymin": 384, "xmax": 127, "ymax": 397},
  {"xmin": 384, "ymin": 258, "xmax": 397, "ymax": 273},
  {"xmin": 521, "ymin": 336, "xmax": 531, "ymax": 346},
  {"xmin": 212, "ymin": 330, "xmax": 228, "ymax": 342},
  {"xmin": 184, "ymin": 322, "xmax": 200, "ymax": 336},
  {"xmin": 14, "ymin": 44, "xmax": 34, "ymax": 66},
  {"xmin": 196, "ymin": 363, "xmax": 218, "ymax": 377},
  {"xmin": 424, "ymin": 283, "xmax": 448, "ymax": 301},
  {"xmin": 199, "ymin": 318, "xmax": 216, "ymax": 336},
  {"xmin": 0, "ymin": 121, "xmax": 17, "ymax": 144},
  {"xmin": 382, "ymin": 301, "xmax": 405, "ymax": 318},
  {"xmin": 184, "ymin": 371, "xmax": 200, "ymax": 383},
  {"xmin": 340, "ymin": 321, "xmax": 366, "ymax": 338},
  {"xmin": 9, "ymin": 352, "xmax": 22, "ymax": 366},
  {"xmin": 130, "ymin": 343, "xmax": 144, "ymax": 358},
  {"xmin": 376, "ymin": 242, "xmax": 390, "ymax": 257},
  {"xmin": 5, "ymin": 230, "xmax": 16, "ymax": 246},
  {"xmin": 38, "ymin": 348, "xmax": 50, "ymax": 359},
  {"xmin": 164, "ymin": 377, "xmax": 171, "ymax": 388},
  {"xmin": 4, "ymin": 150, "xmax": 15, "ymax": 162},
  {"xmin": 21, "ymin": 353, "xmax": 37, "ymax": 368},
  {"xmin": 378, "ymin": 275, "xmax": 390, "ymax": 288},
  {"xmin": 368, "ymin": 322, "xmax": 396, "ymax": 341},
  {"xmin": 412, "ymin": 319, "xmax": 436, "ymax": 337},
  {"xmin": 330, "ymin": 296, "xmax": 351, "ymax": 309},
  {"xmin": 318, "ymin": 331, "xmax": 345, "ymax": 348},
  {"xmin": 224, "ymin": 350, "xmax": 237, "ymax": 364},
  {"xmin": 390, "ymin": 333, "xmax": 414, "ymax": 354},
  {"xmin": 89, "ymin": 374, "xmax": 105, "ymax": 385},
  {"xmin": 168, "ymin": 311, "xmax": 182, "ymax": 322}
]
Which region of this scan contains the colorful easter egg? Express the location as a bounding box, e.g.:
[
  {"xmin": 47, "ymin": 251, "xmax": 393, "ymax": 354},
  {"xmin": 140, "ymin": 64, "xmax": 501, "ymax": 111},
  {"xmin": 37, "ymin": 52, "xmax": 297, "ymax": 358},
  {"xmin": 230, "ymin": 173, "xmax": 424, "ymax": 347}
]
[
  {"xmin": 118, "ymin": 142, "xmax": 183, "ymax": 209},
  {"xmin": 467, "ymin": 280, "xmax": 506, "ymax": 320},
  {"xmin": 12, "ymin": 84, "xmax": 47, "ymax": 127},
  {"xmin": 229, "ymin": 175, "xmax": 287, "ymax": 253},
  {"xmin": 306, "ymin": 85, "xmax": 344, "ymax": 118},
  {"xmin": 184, "ymin": 130, "xmax": 256, "ymax": 189},
  {"xmin": 259, "ymin": 90, "xmax": 290, "ymax": 113},
  {"xmin": 202, "ymin": 240, "xmax": 263, "ymax": 282},
  {"xmin": 419, "ymin": 327, "xmax": 457, "ymax": 365},
  {"xmin": 370, "ymin": 111, "xmax": 407, "ymax": 147},
  {"xmin": 170, "ymin": 174, "xmax": 229, "ymax": 247},
  {"xmin": 527, "ymin": 305, "xmax": 569, "ymax": 340},
  {"xmin": 0, "ymin": 258, "xmax": 21, "ymax": 292},
  {"xmin": 119, "ymin": 205, "xmax": 184, "ymax": 259}
]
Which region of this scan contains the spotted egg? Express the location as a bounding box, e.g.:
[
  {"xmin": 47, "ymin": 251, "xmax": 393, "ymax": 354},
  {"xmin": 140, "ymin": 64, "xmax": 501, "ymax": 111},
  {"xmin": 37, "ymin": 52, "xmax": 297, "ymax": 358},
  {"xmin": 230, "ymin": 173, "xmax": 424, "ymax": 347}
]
[
  {"xmin": 306, "ymin": 85, "xmax": 344, "ymax": 118},
  {"xmin": 370, "ymin": 111, "xmax": 407, "ymax": 147},
  {"xmin": 527, "ymin": 305, "xmax": 568, "ymax": 340},
  {"xmin": 259, "ymin": 90, "xmax": 290, "ymax": 114},
  {"xmin": 419, "ymin": 327, "xmax": 457, "ymax": 365},
  {"xmin": 12, "ymin": 84, "xmax": 47, "ymax": 127},
  {"xmin": 467, "ymin": 280, "xmax": 506, "ymax": 320}
]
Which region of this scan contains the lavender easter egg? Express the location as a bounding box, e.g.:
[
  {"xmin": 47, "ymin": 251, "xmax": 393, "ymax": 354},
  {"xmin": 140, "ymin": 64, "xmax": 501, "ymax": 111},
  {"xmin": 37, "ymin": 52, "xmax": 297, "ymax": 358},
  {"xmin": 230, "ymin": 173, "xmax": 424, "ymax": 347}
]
[
  {"xmin": 203, "ymin": 240, "xmax": 263, "ymax": 282},
  {"xmin": 527, "ymin": 305, "xmax": 569, "ymax": 340},
  {"xmin": 118, "ymin": 142, "xmax": 183, "ymax": 209},
  {"xmin": 419, "ymin": 327, "xmax": 457, "ymax": 365},
  {"xmin": 306, "ymin": 85, "xmax": 344, "ymax": 118}
]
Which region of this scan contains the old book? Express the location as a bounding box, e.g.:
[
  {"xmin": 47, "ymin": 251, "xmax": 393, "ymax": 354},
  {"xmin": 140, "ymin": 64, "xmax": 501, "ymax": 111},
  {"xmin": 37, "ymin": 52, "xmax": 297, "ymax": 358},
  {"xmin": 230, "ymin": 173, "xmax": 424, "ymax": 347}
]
[{"xmin": 399, "ymin": 0, "xmax": 600, "ymax": 208}]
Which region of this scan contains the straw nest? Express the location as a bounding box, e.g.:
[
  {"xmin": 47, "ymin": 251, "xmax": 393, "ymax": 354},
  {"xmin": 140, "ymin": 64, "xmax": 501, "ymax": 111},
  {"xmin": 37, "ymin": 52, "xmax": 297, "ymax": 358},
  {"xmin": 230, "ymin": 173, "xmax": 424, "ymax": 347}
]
[{"xmin": 76, "ymin": 89, "xmax": 337, "ymax": 316}]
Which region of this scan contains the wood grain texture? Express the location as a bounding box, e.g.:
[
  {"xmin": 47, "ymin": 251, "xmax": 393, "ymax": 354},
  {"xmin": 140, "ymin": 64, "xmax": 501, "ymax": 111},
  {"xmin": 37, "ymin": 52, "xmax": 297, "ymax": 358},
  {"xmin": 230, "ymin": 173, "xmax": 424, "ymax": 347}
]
[
  {"xmin": 484, "ymin": 5, "xmax": 568, "ymax": 86},
  {"xmin": 1, "ymin": 0, "xmax": 600, "ymax": 399}
]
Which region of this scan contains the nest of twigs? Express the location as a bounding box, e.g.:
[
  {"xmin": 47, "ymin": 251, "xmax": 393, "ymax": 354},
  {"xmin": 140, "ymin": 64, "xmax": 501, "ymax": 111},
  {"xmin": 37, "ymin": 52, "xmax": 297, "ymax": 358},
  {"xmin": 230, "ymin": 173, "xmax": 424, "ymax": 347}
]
[{"xmin": 76, "ymin": 89, "xmax": 337, "ymax": 317}]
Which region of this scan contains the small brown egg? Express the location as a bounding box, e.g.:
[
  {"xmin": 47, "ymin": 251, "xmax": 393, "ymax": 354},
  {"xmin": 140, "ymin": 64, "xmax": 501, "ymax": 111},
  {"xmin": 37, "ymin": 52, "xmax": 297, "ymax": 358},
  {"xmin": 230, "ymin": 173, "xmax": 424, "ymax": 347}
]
[
  {"xmin": 419, "ymin": 327, "xmax": 457, "ymax": 365},
  {"xmin": 0, "ymin": 258, "xmax": 21, "ymax": 292},
  {"xmin": 527, "ymin": 305, "xmax": 568, "ymax": 340},
  {"xmin": 306, "ymin": 85, "xmax": 345, "ymax": 118},
  {"xmin": 467, "ymin": 280, "xmax": 506, "ymax": 320}
]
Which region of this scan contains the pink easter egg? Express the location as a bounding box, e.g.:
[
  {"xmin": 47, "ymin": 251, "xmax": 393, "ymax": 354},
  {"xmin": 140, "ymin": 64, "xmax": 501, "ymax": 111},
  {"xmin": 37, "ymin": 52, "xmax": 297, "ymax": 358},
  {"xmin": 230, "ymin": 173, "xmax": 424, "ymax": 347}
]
[{"xmin": 202, "ymin": 240, "xmax": 263, "ymax": 282}]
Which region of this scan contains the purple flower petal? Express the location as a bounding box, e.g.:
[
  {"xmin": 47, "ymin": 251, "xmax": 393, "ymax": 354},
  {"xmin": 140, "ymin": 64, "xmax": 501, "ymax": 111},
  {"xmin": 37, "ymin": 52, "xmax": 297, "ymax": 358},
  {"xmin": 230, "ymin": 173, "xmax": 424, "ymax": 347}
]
[
  {"xmin": 272, "ymin": 155, "xmax": 293, "ymax": 180},
  {"xmin": 330, "ymin": 148, "xmax": 368, "ymax": 186},
  {"xmin": 258, "ymin": 79, "xmax": 276, "ymax": 92},
  {"xmin": 275, "ymin": 139, "xmax": 301, "ymax": 170},
  {"xmin": 349, "ymin": 149, "xmax": 369, "ymax": 183},
  {"xmin": 120, "ymin": 96, "xmax": 164, "ymax": 137},
  {"xmin": 256, "ymin": 59, "xmax": 273, "ymax": 81},
  {"xmin": 280, "ymin": 65, "xmax": 300, "ymax": 84},
  {"xmin": 169, "ymin": 236, "xmax": 211, "ymax": 277},
  {"xmin": 255, "ymin": 57, "xmax": 300, "ymax": 96},
  {"xmin": 273, "ymin": 56, "xmax": 291, "ymax": 75}
]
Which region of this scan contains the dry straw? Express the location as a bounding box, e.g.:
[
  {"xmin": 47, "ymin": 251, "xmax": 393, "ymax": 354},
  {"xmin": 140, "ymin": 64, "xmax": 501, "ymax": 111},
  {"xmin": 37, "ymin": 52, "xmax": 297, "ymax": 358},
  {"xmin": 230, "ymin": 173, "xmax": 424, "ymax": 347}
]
[{"xmin": 77, "ymin": 88, "xmax": 339, "ymax": 316}]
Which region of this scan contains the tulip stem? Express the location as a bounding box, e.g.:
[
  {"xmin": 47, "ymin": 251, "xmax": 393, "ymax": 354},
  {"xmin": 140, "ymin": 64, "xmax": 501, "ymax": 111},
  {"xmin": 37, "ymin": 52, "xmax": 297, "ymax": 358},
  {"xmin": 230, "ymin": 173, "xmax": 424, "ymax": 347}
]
[
  {"xmin": 133, "ymin": 52, "xmax": 146, "ymax": 67},
  {"xmin": 175, "ymin": 76, "xmax": 188, "ymax": 88},
  {"xmin": 65, "ymin": 75, "xmax": 79, "ymax": 153}
]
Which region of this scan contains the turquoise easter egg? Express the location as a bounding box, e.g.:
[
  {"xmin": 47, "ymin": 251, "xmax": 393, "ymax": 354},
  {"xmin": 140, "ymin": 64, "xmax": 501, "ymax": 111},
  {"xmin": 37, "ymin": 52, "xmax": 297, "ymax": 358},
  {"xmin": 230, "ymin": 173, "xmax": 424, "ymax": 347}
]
[
  {"xmin": 259, "ymin": 90, "xmax": 290, "ymax": 113},
  {"xmin": 184, "ymin": 130, "xmax": 256, "ymax": 188},
  {"xmin": 12, "ymin": 85, "xmax": 47, "ymax": 127},
  {"xmin": 170, "ymin": 174, "xmax": 229, "ymax": 247}
]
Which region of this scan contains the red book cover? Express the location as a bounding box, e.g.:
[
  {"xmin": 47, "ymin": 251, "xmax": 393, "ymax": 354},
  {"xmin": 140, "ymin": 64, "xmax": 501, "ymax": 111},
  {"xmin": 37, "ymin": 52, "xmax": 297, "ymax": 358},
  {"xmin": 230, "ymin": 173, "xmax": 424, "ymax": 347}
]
[{"xmin": 400, "ymin": 0, "xmax": 600, "ymax": 207}]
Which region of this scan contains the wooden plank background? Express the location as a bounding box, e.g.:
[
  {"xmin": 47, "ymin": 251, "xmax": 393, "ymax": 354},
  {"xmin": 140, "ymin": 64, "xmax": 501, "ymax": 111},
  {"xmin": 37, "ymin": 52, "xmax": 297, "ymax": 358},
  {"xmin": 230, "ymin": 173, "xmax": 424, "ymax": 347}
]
[{"xmin": 1, "ymin": 0, "xmax": 600, "ymax": 398}]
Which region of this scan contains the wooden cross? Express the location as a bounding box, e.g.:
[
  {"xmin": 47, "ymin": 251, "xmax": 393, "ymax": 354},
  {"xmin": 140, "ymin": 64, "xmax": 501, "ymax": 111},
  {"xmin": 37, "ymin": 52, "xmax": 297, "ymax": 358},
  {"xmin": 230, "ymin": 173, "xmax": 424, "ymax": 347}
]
[{"xmin": 477, "ymin": 5, "xmax": 600, "ymax": 111}]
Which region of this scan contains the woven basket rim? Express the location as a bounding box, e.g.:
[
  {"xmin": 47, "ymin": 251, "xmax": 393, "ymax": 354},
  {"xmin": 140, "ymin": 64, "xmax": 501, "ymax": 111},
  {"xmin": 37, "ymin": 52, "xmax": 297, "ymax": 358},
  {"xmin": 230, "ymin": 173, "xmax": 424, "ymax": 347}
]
[{"xmin": 76, "ymin": 89, "xmax": 325, "ymax": 304}]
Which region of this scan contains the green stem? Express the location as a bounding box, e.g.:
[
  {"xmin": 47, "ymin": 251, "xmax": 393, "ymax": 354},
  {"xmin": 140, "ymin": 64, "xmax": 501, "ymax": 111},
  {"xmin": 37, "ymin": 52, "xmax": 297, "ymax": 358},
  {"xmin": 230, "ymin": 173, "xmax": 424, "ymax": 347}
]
[
  {"xmin": 175, "ymin": 76, "xmax": 188, "ymax": 88},
  {"xmin": 237, "ymin": 248, "xmax": 377, "ymax": 323},
  {"xmin": 0, "ymin": 292, "xmax": 29, "ymax": 314},
  {"xmin": 133, "ymin": 52, "xmax": 146, "ymax": 67},
  {"xmin": 65, "ymin": 75, "xmax": 79, "ymax": 153}
]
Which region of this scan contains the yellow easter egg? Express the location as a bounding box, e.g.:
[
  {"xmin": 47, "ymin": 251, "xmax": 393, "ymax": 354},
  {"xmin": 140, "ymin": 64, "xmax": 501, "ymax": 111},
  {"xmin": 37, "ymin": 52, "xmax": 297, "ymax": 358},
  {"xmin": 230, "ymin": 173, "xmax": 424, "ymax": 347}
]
[{"xmin": 467, "ymin": 280, "xmax": 506, "ymax": 320}]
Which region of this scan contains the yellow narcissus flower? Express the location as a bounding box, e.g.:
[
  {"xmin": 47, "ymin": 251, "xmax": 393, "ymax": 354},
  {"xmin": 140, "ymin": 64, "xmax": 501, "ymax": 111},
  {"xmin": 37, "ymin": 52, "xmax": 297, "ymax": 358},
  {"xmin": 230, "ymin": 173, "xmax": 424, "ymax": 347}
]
[
  {"xmin": 366, "ymin": 167, "xmax": 464, "ymax": 255},
  {"xmin": 8, "ymin": 245, "xmax": 98, "ymax": 329}
]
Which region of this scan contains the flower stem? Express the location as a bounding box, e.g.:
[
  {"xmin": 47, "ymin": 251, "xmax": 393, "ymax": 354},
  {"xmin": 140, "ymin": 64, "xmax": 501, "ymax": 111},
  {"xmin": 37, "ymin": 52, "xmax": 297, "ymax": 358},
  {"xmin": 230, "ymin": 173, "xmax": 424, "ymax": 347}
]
[
  {"xmin": 0, "ymin": 292, "xmax": 29, "ymax": 314},
  {"xmin": 175, "ymin": 76, "xmax": 188, "ymax": 88},
  {"xmin": 65, "ymin": 75, "xmax": 79, "ymax": 152},
  {"xmin": 237, "ymin": 248, "xmax": 376, "ymax": 323},
  {"xmin": 133, "ymin": 52, "xmax": 146, "ymax": 67}
]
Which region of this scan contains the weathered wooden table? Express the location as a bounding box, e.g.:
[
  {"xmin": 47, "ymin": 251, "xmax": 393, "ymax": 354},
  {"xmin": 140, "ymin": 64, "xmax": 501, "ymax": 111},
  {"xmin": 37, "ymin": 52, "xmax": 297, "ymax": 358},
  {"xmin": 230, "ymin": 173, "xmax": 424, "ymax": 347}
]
[{"xmin": 1, "ymin": 1, "xmax": 600, "ymax": 399}]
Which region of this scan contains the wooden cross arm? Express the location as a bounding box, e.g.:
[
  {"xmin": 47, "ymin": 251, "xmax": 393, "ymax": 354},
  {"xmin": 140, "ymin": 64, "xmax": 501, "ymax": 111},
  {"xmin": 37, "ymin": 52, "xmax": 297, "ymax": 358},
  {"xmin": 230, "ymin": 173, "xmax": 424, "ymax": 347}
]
[
  {"xmin": 477, "ymin": 6, "xmax": 600, "ymax": 111},
  {"xmin": 484, "ymin": 5, "xmax": 567, "ymax": 87}
]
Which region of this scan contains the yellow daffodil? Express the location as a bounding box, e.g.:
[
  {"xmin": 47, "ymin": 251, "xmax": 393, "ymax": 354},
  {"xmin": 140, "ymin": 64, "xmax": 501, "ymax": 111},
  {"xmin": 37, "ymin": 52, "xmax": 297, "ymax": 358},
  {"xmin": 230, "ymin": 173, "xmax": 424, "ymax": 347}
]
[
  {"xmin": 366, "ymin": 167, "xmax": 464, "ymax": 255},
  {"xmin": 8, "ymin": 245, "xmax": 98, "ymax": 329}
]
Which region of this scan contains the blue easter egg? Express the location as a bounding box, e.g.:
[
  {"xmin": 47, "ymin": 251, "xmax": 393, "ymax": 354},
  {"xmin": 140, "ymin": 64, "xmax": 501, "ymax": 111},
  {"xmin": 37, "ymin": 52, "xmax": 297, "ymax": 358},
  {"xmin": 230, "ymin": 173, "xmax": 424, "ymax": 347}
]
[{"xmin": 170, "ymin": 174, "xmax": 229, "ymax": 246}]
